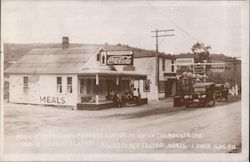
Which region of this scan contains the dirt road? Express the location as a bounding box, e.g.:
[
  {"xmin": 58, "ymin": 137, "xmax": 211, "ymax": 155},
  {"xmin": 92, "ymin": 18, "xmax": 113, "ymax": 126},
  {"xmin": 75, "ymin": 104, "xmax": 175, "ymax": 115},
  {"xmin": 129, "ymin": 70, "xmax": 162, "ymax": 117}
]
[{"xmin": 4, "ymin": 99, "xmax": 241, "ymax": 153}]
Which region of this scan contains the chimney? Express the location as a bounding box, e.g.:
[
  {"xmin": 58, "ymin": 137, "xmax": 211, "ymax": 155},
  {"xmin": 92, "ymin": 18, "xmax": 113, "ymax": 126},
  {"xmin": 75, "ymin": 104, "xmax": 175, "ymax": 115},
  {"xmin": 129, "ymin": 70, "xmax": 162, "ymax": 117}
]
[{"xmin": 62, "ymin": 36, "xmax": 69, "ymax": 48}]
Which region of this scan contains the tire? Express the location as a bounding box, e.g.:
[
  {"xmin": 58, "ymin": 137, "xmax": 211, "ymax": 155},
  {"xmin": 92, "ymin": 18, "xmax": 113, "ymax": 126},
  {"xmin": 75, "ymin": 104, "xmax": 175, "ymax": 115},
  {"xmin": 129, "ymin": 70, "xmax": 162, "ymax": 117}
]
[{"xmin": 185, "ymin": 103, "xmax": 190, "ymax": 108}]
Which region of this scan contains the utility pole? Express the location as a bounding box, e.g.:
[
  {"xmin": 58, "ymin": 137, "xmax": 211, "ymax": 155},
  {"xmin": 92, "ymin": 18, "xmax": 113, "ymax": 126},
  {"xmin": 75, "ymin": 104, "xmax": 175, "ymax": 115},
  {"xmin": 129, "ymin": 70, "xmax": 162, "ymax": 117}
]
[
  {"xmin": 151, "ymin": 29, "xmax": 175, "ymax": 98},
  {"xmin": 233, "ymin": 57, "xmax": 237, "ymax": 87}
]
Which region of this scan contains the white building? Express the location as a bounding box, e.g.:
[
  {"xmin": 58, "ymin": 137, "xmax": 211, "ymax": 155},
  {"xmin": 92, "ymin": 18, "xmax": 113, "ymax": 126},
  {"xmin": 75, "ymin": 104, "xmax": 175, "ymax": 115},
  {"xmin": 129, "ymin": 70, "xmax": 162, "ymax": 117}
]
[
  {"xmin": 134, "ymin": 54, "xmax": 176, "ymax": 100},
  {"xmin": 5, "ymin": 37, "xmax": 176, "ymax": 110}
]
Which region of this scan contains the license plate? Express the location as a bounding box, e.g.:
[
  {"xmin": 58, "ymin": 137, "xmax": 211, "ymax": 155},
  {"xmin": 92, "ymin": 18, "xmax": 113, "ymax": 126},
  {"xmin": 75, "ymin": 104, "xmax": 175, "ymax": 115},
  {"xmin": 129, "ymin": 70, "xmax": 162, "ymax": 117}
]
[{"xmin": 194, "ymin": 99, "xmax": 199, "ymax": 102}]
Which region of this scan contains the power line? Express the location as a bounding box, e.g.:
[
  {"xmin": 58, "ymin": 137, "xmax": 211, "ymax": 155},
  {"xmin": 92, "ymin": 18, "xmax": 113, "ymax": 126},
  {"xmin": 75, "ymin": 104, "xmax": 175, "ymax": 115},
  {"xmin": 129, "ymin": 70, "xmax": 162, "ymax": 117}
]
[
  {"xmin": 159, "ymin": 37, "xmax": 166, "ymax": 46},
  {"xmin": 147, "ymin": 2, "xmax": 201, "ymax": 43},
  {"xmin": 151, "ymin": 29, "xmax": 175, "ymax": 52}
]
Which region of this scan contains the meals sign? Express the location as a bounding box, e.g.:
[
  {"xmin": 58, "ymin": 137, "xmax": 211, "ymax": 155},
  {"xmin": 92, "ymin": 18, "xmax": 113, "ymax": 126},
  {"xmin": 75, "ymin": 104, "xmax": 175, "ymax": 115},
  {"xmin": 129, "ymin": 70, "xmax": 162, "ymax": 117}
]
[{"xmin": 100, "ymin": 51, "xmax": 134, "ymax": 65}]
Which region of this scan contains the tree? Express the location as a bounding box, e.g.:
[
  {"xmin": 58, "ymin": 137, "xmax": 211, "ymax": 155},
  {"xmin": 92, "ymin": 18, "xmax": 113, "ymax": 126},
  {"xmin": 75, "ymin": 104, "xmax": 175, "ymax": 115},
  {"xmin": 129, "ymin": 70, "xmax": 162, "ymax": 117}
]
[{"xmin": 191, "ymin": 42, "xmax": 211, "ymax": 63}]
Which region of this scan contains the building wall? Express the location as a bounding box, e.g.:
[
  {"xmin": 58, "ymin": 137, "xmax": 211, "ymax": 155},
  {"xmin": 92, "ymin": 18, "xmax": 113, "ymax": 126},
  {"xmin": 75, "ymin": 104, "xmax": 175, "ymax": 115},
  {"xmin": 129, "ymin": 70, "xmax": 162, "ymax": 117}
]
[
  {"xmin": 134, "ymin": 57, "xmax": 177, "ymax": 101},
  {"xmin": 134, "ymin": 57, "xmax": 159, "ymax": 100},
  {"xmin": 159, "ymin": 58, "xmax": 176, "ymax": 79},
  {"xmin": 9, "ymin": 74, "xmax": 78, "ymax": 107}
]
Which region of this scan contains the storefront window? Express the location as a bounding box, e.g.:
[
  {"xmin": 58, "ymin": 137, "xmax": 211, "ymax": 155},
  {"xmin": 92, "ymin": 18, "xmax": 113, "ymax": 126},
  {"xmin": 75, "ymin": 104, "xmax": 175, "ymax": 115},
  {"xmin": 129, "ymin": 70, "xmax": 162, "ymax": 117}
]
[
  {"xmin": 67, "ymin": 77, "xmax": 72, "ymax": 93},
  {"xmin": 171, "ymin": 60, "xmax": 175, "ymax": 72},
  {"xmin": 159, "ymin": 81, "xmax": 166, "ymax": 93},
  {"xmin": 87, "ymin": 79, "xmax": 91, "ymax": 93},
  {"xmin": 162, "ymin": 58, "xmax": 165, "ymax": 71},
  {"xmin": 57, "ymin": 77, "xmax": 62, "ymax": 93},
  {"xmin": 80, "ymin": 79, "xmax": 84, "ymax": 94},
  {"xmin": 172, "ymin": 65, "xmax": 175, "ymax": 72},
  {"xmin": 23, "ymin": 76, "xmax": 28, "ymax": 93}
]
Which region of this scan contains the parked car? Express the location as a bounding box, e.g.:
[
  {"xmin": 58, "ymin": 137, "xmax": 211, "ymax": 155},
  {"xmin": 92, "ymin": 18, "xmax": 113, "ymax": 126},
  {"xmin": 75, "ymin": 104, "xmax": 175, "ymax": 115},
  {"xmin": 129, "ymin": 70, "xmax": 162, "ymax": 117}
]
[
  {"xmin": 215, "ymin": 84, "xmax": 229, "ymax": 102},
  {"xmin": 183, "ymin": 82, "xmax": 216, "ymax": 108}
]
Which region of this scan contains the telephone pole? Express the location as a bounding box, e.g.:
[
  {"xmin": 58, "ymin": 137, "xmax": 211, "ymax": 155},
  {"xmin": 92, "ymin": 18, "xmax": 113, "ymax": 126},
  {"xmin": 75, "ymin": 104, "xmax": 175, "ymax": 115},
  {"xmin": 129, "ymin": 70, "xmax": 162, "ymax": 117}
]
[
  {"xmin": 151, "ymin": 29, "xmax": 174, "ymax": 98},
  {"xmin": 233, "ymin": 57, "xmax": 236, "ymax": 87}
]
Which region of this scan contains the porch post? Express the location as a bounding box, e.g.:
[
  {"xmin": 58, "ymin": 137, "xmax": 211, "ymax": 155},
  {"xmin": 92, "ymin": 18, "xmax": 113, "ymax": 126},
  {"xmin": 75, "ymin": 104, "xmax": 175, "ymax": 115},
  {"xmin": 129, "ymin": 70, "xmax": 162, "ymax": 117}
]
[
  {"xmin": 96, "ymin": 74, "xmax": 99, "ymax": 104},
  {"xmin": 116, "ymin": 76, "xmax": 119, "ymax": 90},
  {"xmin": 132, "ymin": 77, "xmax": 135, "ymax": 88}
]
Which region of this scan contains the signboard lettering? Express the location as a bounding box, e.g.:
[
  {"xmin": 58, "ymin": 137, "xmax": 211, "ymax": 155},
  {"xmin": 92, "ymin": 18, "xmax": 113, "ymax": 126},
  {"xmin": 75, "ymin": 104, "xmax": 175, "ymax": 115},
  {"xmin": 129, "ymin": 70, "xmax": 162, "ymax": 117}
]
[
  {"xmin": 194, "ymin": 65, "xmax": 205, "ymax": 74},
  {"xmin": 209, "ymin": 63, "xmax": 225, "ymax": 72},
  {"xmin": 40, "ymin": 96, "xmax": 65, "ymax": 104},
  {"xmin": 194, "ymin": 68, "xmax": 205, "ymax": 74},
  {"xmin": 107, "ymin": 55, "xmax": 133, "ymax": 65},
  {"xmin": 176, "ymin": 58, "xmax": 194, "ymax": 64},
  {"xmin": 100, "ymin": 51, "xmax": 134, "ymax": 65}
]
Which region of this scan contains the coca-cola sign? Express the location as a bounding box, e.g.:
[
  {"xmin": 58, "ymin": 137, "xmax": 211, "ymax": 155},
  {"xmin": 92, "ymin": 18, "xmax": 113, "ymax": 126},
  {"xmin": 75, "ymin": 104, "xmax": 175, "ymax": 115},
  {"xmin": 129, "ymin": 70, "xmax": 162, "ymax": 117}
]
[
  {"xmin": 107, "ymin": 55, "xmax": 133, "ymax": 65},
  {"xmin": 101, "ymin": 51, "xmax": 134, "ymax": 65}
]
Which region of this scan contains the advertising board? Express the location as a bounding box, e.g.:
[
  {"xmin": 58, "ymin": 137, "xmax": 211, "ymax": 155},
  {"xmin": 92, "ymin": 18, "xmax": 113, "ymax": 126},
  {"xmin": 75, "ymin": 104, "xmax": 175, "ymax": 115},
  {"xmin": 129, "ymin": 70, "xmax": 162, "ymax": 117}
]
[{"xmin": 101, "ymin": 51, "xmax": 134, "ymax": 65}]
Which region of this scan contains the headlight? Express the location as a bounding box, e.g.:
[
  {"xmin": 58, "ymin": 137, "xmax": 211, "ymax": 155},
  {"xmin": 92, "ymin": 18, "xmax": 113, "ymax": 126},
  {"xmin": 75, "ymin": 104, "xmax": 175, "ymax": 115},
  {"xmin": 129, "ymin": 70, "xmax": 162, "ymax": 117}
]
[
  {"xmin": 184, "ymin": 95, "xmax": 189, "ymax": 99},
  {"xmin": 201, "ymin": 95, "xmax": 206, "ymax": 98}
]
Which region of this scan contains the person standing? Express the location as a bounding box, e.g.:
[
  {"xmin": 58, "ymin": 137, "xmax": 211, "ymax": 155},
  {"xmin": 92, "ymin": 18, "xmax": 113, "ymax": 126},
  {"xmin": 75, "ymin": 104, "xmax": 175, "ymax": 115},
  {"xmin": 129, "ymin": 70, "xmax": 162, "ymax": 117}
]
[
  {"xmin": 113, "ymin": 91, "xmax": 118, "ymax": 107},
  {"xmin": 113, "ymin": 90, "xmax": 122, "ymax": 108},
  {"xmin": 133, "ymin": 88, "xmax": 138, "ymax": 101},
  {"xmin": 117, "ymin": 92, "xmax": 123, "ymax": 108}
]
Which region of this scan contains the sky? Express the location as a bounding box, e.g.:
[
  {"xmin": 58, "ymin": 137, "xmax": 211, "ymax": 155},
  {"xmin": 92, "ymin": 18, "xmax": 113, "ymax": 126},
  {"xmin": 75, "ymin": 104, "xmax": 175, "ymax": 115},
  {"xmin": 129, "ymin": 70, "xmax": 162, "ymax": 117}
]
[{"xmin": 1, "ymin": 0, "xmax": 249, "ymax": 57}]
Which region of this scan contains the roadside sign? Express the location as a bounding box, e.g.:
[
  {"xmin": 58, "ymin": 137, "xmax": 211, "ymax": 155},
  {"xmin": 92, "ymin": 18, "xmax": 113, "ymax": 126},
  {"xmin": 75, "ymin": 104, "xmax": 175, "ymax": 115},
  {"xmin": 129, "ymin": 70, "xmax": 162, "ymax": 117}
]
[
  {"xmin": 210, "ymin": 63, "xmax": 225, "ymax": 72},
  {"xmin": 194, "ymin": 65, "xmax": 205, "ymax": 74},
  {"xmin": 176, "ymin": 58, "xmax": 194, "ymax": 65}
]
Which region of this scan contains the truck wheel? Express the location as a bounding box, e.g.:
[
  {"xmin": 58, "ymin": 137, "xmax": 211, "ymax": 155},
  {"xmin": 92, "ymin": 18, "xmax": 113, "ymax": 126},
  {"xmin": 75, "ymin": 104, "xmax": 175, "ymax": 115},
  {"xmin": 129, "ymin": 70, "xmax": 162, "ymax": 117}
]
[{"xmin": 186, "ymin": 104, "xmax": 190, "ymax": 108}]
